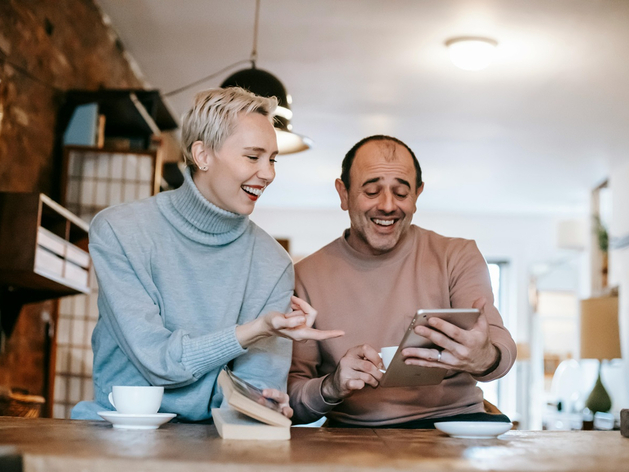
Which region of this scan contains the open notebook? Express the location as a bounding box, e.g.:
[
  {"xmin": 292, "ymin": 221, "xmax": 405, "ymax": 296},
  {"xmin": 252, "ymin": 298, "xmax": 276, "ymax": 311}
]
[{"xmin": 213, "ymin": 367, "xmax": 291, "ymax": 440}]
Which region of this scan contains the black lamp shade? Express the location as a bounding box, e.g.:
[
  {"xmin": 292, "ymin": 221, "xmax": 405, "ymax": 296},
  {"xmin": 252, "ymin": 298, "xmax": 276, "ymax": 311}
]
[
  {"xmin": 221, "ymin": 68, "xmax": 289, "ymax": 128},
  {"xmin": 221, "ymin": 68, "xmax": 311, "ymax": 154}
]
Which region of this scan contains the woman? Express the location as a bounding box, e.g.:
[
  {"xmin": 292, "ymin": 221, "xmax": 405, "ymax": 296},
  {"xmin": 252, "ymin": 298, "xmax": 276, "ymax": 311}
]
[{"xmin": 72, "ymin": 87, "xmax": 343, "ymax": 422}]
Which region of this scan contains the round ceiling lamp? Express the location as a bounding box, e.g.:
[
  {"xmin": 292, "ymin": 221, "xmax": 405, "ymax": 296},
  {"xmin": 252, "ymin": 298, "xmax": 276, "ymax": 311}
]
[
  {"xmin": 221, "ymin": 68, "xmax": 312, "ymax": 155},
  {"xmin": 445, "ymin": 37, "xmax": 498, "ymax": 71}
]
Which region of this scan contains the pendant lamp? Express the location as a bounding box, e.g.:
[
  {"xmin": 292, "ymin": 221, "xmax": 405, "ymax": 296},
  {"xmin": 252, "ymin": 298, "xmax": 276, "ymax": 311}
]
[
  {"xmin": 221, "ymin": 67, "xmax": 312, "ymax": 154},
  {"xmin": 220, "ymin": 0, "xmax": 311, "ymax": 155}
]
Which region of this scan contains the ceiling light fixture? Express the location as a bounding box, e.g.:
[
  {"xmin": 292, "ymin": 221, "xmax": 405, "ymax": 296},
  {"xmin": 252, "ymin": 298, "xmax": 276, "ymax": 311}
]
[
  {"xmin": 221, "ymin": 0, "xmax": 312, "ymax": 154},
  {"xmin": 445, "ymin": 37, "xmax": 498, "ymax": 71}
]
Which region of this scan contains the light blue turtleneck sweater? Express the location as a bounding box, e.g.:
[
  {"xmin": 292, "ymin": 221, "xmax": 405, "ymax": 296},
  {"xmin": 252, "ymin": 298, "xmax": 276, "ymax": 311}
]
[{"xmin": 71, "ymin": 169, "xmax": 294, "ymax": 422}]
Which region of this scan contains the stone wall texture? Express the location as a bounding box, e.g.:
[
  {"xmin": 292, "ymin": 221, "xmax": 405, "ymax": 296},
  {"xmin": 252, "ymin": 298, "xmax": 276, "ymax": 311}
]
[{"xmin": 0, "ymin": 0, "xmax": 143, "ymax": 195}]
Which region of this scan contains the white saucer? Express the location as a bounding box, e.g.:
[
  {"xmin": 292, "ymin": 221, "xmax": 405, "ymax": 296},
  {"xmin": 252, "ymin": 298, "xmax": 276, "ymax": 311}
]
[
  {"xmin": 97, "ymin": 411, "xmax": 176, "ymax": 430},
  {"xmin": 434, "ymin": 421, "xmax": 513, "ymax": 439}
]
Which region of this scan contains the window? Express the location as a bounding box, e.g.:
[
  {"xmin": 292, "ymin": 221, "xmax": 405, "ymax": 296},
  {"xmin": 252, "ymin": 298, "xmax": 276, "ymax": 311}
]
[{"xmin": 478, "ymin": 261, "xmax": 508, "ymax": 407}]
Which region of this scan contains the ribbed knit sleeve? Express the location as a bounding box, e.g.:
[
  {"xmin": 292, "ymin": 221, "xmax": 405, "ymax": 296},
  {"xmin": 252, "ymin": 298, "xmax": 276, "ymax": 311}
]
[
  {"xmin": 229, "ymin": 261, "xmax": 294, "ymax": 393},
  {"xmin": 89, "ymin": 214, "xmax": 247, "ymax": 388},
  {"xmin": 181, "ymin": 326, "xmax": 246, "ymax": 379}
]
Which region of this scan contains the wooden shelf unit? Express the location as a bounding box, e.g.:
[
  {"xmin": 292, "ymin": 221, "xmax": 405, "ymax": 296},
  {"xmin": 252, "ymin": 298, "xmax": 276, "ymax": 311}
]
[{"xmin": 0, "ymin": 193, "xmax": 91, "ymax": 296}]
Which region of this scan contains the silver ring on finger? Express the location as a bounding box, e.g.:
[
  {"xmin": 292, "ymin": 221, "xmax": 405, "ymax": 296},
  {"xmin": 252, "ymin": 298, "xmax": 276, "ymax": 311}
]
[{"xmin": 437, "ymin": 351, "xmax": 442, "ymax": 362}]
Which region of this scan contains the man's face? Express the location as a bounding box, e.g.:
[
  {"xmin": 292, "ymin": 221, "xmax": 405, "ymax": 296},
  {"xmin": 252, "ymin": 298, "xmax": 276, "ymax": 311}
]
[{"xmin": 335, "ymin": 140, "xmax": 423, "ymax": 256}]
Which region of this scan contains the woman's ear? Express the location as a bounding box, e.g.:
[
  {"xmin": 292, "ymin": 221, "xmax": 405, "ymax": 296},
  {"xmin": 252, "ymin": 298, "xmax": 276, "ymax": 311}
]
[{"xmin": 191, "ymin": 141, "xmax": 210, "ymax": 171}]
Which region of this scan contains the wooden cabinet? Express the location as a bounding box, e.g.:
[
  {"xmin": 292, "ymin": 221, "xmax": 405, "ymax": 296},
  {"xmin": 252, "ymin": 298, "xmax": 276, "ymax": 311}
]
[
  {"xmin": 0, "ymin": 193, "xmax": 91, "ymax": 416},
  {"xmin": 0, "ymin": 191, "xmax": 91, "ymax": 342},
  {"xmin": 0, "ymin": 193, "xmax": 91, "ymax": 296}
]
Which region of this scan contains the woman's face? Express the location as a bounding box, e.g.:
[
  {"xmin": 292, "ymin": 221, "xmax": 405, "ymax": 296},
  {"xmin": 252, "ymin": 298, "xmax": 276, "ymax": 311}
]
[{"xmin": 193, "ymin": 112, "xmax": 278, "ymax": 215}]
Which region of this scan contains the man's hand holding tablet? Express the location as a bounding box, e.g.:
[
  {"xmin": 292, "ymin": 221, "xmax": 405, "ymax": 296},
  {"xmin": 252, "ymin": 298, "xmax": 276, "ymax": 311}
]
[
  {"xmin": 401, "ymin": 297, "xmax": 501, "ymax": 377},
  {"xmin": 378, "ymin": 305, "xmax": 481, "ymax": 388},
  {"xmin": 321, "ymin": 298, "xmax": 501, "ymax": 398}
]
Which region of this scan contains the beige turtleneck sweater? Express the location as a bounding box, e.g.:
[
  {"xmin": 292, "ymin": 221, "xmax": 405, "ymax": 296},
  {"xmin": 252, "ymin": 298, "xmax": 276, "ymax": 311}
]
[{"xmin": 289, "ymin": 225, "xmax": 516, "ymax": 426}]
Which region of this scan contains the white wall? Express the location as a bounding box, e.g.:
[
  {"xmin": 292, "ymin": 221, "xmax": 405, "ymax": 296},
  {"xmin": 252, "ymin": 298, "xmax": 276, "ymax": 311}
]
[{"xmin": 609, "ymin": 160, "xmax": 629, "ymax": 388}]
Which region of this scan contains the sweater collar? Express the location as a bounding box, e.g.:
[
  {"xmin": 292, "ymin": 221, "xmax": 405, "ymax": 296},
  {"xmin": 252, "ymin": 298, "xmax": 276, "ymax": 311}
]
[
  {"xmin": 338, "ymin": 226, "xmax": 416, "ymax": 268},
  {"xmin": 156, "ymin": 167, "xmax": 249, "ymax": 245}
]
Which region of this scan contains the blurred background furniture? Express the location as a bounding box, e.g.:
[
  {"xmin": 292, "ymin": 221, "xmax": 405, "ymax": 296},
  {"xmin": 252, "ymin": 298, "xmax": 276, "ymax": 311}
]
[
  {"xmin": 0, "ymin": 194, "xmax": 90, "ymax": 417},
  {"xmin": 545, "ymin": 358, "xmax": 626, "ymax": 430},
  {"xmin": 580, "ymin": 295, "xmax": 621, "ymax": 414},
  {"xmin": 0, "ymin": 387, "xmax": 45, "ymax": 418}
]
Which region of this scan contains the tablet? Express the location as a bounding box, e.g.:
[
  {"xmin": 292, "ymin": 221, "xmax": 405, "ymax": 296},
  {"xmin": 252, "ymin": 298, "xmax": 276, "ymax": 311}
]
[{"xmin": 379, "ymin": 308, "xmax": 480, "ymax": 388}]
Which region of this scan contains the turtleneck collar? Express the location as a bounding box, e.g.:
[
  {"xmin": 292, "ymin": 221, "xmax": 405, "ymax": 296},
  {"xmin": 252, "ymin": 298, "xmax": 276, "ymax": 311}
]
[
  {"xmin": 156, "ymin": 167, "xmax": 249, "ymax": 246},
  {"xmin": 338, "ymin": 226, "xmax": 416, "ymax": 269}
]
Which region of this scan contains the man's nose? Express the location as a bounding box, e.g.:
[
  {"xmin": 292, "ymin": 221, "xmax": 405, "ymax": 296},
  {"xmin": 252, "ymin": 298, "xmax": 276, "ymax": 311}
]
[{"xmin": 377, "ymin": 190, "xmax": 396, "ymax": 213}]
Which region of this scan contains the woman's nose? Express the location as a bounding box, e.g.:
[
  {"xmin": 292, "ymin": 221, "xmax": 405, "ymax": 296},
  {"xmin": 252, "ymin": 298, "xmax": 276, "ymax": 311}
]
[{"xmin": 257, "ymin": 161, "xmax": 275, "ymax": 183}]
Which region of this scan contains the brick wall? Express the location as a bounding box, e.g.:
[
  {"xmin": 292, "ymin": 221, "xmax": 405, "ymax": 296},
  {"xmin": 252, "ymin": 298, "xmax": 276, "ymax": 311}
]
[
  {"xmin": 0, "ymin": 0, "xmax": 145, "ymax": 414},
  {"xmin": 0, "ymin": 0, "xmax": 144, "ymax": 195},
  {"xmin": 0, "ymin": 301, "xmax": 55, "ymax": 396}
]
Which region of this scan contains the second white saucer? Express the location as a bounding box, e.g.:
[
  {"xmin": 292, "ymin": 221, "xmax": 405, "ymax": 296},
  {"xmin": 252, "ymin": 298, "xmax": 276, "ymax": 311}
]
[
  {"xmin": 98, "ymin": 411, "xmax": 176, "ymax": 430},
  {"xmin": 434, "ymin": 421, "xmax": 513, "ymax": 439}
]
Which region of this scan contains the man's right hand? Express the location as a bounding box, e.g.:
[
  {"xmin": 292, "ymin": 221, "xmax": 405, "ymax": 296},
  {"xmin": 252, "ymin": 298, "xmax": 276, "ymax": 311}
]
[{"xmin": 321, "ymin": 344, "xmax": 384, "ymax": 403}]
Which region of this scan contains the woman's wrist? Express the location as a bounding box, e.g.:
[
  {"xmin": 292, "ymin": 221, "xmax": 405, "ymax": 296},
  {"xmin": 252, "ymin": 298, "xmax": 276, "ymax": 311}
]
[{"xmin": 235, "ymin": 316, "xmax": 272, "ymax": 348}]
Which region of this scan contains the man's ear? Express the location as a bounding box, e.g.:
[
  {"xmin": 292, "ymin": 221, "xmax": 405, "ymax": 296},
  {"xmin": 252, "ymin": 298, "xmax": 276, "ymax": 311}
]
[
  {"xmin": 415, "ymin": 182, "xmax": 424, "ymax": 200},
  {"xmin": 410, "ymin": 182, "xmax": 424, "ymax": 215},
  {"xmin": 191, "ymin": 141, "xmax": 211, "ymax": 170},
  {"xmin": 335, "ymin": 178, "xmax": 349, "ymax": 211}
]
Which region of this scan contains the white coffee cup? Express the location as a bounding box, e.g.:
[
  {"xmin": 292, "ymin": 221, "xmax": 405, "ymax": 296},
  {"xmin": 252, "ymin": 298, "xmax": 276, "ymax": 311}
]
[
  {"xmin": 379, "ymin": 346, "xmax": 399, "ymax": 370},
  {"xmin": 108, "ymin": 386, "xmax": 164, "ymax": 415}
]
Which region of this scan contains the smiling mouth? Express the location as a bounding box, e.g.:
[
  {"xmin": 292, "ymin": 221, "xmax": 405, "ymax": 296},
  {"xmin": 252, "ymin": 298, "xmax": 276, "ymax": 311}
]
[
  {"xmin": 372, "ymin": 218, "xmax": 397, "ymax": 227},
  {"xmin": 242, "ymin": 185, "xmax": 265, "ymax": 200}
]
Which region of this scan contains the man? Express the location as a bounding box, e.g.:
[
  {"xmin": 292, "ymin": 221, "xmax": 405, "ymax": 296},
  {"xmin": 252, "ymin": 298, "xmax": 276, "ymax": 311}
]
[{"xmin": 288, "ymin": 135, "xmax": 516, "ymax": 428}]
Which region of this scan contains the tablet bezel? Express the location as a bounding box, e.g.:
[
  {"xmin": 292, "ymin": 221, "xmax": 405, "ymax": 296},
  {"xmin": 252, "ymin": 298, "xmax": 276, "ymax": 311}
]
[{"xmin": 379, "ymin": 308, "xmax": 480, "ymax": 388}]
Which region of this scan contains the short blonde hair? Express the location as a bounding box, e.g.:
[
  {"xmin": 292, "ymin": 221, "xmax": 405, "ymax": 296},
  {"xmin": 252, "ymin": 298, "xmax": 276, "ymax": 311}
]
[{"xmin": 181, "ymin": 87, "xmax": 277, "ymax": 169}]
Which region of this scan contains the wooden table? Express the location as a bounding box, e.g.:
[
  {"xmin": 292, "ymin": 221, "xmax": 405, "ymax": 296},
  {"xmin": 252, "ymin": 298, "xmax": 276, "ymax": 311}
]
[{"xmin": 0, "ymin": 416, "xmax": 627, "ymax": 472}]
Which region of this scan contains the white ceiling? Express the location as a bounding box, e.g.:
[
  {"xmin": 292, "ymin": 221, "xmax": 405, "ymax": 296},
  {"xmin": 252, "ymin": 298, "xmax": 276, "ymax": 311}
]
[{"xmin": 95, "ymin": 0, "xmax": 629, "ymax": 216}]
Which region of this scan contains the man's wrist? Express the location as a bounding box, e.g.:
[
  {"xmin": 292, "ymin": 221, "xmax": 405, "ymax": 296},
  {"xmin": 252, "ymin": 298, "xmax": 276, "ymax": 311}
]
[
  {"xmin": 321, "ymin": 373, "xmax": 342, "ymax": 404},
  {"xmin": 476, "ymin": 345, "xmax": 501, "ymax": 377}
]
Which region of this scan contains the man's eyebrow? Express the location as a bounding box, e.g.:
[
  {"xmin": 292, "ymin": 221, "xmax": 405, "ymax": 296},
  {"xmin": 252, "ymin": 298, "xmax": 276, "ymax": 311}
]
[
  {"xmin": 361, "ymin": 177, "xmax": 411, "ymax": 188},
  {"xmin": 361, "ymin": 177, "xmax": 381, "ymax": 187},
  {"xmin": 396, "ymin": 178, "xmax": 411, "ymax": 189}
]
